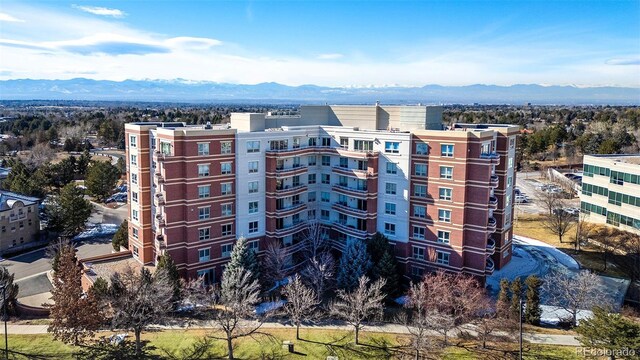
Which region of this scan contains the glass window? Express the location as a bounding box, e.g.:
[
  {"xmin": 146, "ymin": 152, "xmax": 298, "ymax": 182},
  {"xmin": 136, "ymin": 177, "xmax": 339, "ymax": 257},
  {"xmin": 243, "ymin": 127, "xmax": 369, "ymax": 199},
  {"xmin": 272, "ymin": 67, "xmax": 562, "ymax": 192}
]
[
  {"xmin": 249, "ymin": 201, "xmax": 259, "ymax": 214},
  {"xmin": 248, "ymin": 241, "xmax": 259, "ymax": 252},
  {"xmin": 384, "ymin": 222, "xmax": 396, "ymax": 235},
  {"xmin": 321, "ymin": 192, "xmax": 330, "ymax": 202},
  {"xmin": 308, "ymin": 156, "xmax": 316, "ymax": 166},
  {"xmin": 198, "ymin": 164, "xmax": 210, "ymax": 177},
  {"xmin": 199, "ymin": 228, "xmax": 210, "ymax": 241},
  {"xmin": 413, "ymin": 205, "xmax": 426, "ymax": 218},
  {"xmin": 438, "ymin": 209, "xmax": 451, "ymax": 223},
  {"xmin": 132, "ymin": 227, "xmax": 138, "ymax": 239},
  {"xmin": 130, "ymin": 154, "xmax": 137, "ymax": 166},
  {"xmin": 413, "ymin": 246, "xmax": 425, "ymax": 260},
  {"xmin": 221, "ymin": 244, "xmax": 233, "ymax": 257},
  {"xmin": 198, "ymin": 207, "xmax": 210, "ymax": 220},
  {"xmin": 221, "ymin": 224, "xmax": 233, "ymax": 236},
  {"xmin": 440, "ymin": 166, "xmax": 453, "ymax": 179},
  {"xmin": 221, "ymin": 203, "xmax": 233, "ymax": 216},
  {"xmin": 198, "ymin": 143, "xmax": 210, "ymax": 156},
  {"xmin": 321, "ymin": 174, "xmax": 330, "ymax": 184},
  {"xmin": 132, "ymin": 192, "xmax": 138, "ymax": 203},
  {"xmin": 221, "ymin": 162, "xmax": 232, "ymax": 175},
  {"xmin": 308, "ymin": 174, "xmax": 316, "ymax": 184},
  {"xmin": 198, "ymin": 248, "xmax": 210, "ymax": 262},
  {"xmin": 198, "ymin": 185, "xmax": 210, "ymax": 199},
  {"xmin": 441, "ymin": 144, "xmax": 454, "ymax": 157},
  {"xmin": 416, "ymin": 143, "xmax": 428, "ymax": 155},
  {"xmin": 221, "ymin": 182, "xmax": 232, "ymax": 195},
  {"xmin": 413, "ymin": 226, "xmax": 425, "ymax": 240},
  {"xmin": 439, "ymin": 188, "xmax": 452, "ymax": 201},
  {"xmin": 248, "ymin": 181, "xmax": 258, "ymax": 193},
  {"xmin": 437, "ymin": 230, "xmax": 450, "ymax": 244},
  {"xmin": 321, "ymin": 209, "xmax": 330, "ymax": 220},
  {"xmin": 160, "ymin": 142, "xmax": 171, "ymax": 155},
  {"xmin": 386, "ymin": 183, "xmax": 397, "ymax": 195},
  {"xmin": 415, "ymin": 164, "xmax": 427, "ymax": 176},
  {"xmin": 321, "ymin": 137, "xmax": 331, "ymax": 146},
  {"xmin": 414, "ymin": 185, "xmax": 427, "ymax": 197},
  {"xmin": 308, "ymin": 137, "xmax": 317, "ymax": 147},
  {"xmin": 436, "ymin": 251, "xmax": 450, "ymax": 265},
  {"xmin": 247, "ymin": 141, "xmax": 260, "ymax": 153},
  {"xmin": 129, "ymin": 135, "xmax": 137, "ymax": 147},
  {"xmin": 386, "ymin": 162, "xmax": 397, "ymax": 174},
  {"xmin": 249, "ymin": 221, "xmax": 259, "ymax": 234},
  {"xmin": 308, "ymin": 192, "xmax": 317, "ymax": 202},
  {"xmin": 340, "ymin": 137, "xmax": 349, "ymax": 149},
  {"xmin": 339, "ymin": 157, "xmax": 349, "ymax": 168},
  {"xmin": 132, "ymin": 209, "xmax": 139, "ymax": 221},
  {"xmin": 221, "ymin": 141, "xmax": 232, "ymax": 154},
  {"xmin": 322, "ymin": 156, "xmax": 331, "ymax": 166},
  {"xmin": 131, "ymin": 173, "xmax": 138, "ymax": 185},
  {"xmin": 248, "ymin": 161, "xmax": 259, "ymax": 173},
  {"xmin": 354, "ymin": 140, "xmax": 374, "ymax": 151},
  {"xmin": 385, "ymin": 202, "xmax": 396, "ymax": 215},
  {"xmin": 385, "ymin": 142, "xmax": 400, "ymax": 154}
]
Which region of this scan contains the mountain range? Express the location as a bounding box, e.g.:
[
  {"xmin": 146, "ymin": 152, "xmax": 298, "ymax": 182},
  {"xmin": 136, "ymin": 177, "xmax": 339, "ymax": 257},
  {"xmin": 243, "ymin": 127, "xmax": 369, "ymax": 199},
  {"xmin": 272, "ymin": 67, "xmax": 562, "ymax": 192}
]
[{"xmin": 0, "ymin": 79, "xmax": 638, "ymax": 105}]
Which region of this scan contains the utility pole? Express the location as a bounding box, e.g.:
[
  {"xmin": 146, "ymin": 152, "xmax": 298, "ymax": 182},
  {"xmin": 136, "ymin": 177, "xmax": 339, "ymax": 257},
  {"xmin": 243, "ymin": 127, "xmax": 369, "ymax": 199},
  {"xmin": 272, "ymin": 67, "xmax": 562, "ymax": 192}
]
[
  {"xmin": 1, "ymin": 285, "xmax": 7, "ymax": 360},
  {"xmin": 519, "ymin": 297, "xmax": 523, "ymax": 360}
]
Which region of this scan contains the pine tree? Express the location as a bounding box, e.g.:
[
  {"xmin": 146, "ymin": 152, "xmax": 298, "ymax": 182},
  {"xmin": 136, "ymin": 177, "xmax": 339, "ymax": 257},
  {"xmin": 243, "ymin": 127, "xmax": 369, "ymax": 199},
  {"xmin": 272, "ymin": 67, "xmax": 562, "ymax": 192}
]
[
  {"xmin": 367, "ymin": 232, "xmax": 390, "ymax": 264},
  {"xmin": 524, "ymin": 275, "xmax": 543, "ymax": 325},
  {"xmin": 0, "ymin": 268, "xmax": 19, "ymax": 316},
  {"xmin": 337, "ymin": 238, "xmax": 371, "ymax": 290},
  {"xmin": 576, "ymin": 306, "xmax": 640, "ymax": 355},
  {"xmin": 225, "ymin": 237, "xmax": 260, "ymax": 284},
  {"xmin": 111, "ymin": 220, "xmax": 129, "ymax": 251},
  {"xmin": 47, "ymin": 183, "xmax": 92, "ymax": 239},
  {"xmin": 510, "ymin": 277, "xmax": 523, "ymax": 320},
  {"xmin": 85, "ymin": 160, "xmax": 120, "ymax": 202},
  {"xmin": 374, "ymin": 250, "xmax": 400, "ymax": 299},
  {"xmin": 496, "ymin": 278, "xmax": 511, "ymax": 319},
  {"xmin": 48, "ymin": 243, "xmax": 104, "ymax": 345},
  {"xmin": 157, "ymin": 253, "xmax": 182, "ymax": 307}
]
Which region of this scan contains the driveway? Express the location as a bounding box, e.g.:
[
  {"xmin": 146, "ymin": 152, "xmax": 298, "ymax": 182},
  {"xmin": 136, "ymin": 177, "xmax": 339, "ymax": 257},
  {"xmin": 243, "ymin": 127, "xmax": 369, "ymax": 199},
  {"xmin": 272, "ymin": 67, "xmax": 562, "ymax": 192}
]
[{"xmin": 16, "ymin": 273, "xmax": 52, "ymax": 298}]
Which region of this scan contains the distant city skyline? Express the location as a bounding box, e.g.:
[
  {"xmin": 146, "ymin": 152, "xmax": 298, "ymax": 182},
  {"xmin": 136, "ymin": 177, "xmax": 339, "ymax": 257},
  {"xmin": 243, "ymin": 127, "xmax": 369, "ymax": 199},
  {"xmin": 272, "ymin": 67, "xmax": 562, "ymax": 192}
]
[{"xmin": 1, "ymin": 1, "xmax": 639, "ymax": 87}]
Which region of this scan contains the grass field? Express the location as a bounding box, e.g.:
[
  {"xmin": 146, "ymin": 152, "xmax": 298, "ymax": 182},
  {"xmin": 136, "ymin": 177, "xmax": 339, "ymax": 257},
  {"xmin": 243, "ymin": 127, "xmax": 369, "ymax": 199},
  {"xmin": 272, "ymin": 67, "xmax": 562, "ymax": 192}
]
[{"xmin": 4, "ymin": 328, "xmax": 581, "ymax": 359}]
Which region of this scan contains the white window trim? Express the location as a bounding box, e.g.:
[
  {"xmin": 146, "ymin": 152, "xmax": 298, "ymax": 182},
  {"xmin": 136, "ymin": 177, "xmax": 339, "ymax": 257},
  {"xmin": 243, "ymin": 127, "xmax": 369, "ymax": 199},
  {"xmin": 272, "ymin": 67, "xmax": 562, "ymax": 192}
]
[{"xmin": 438, "ymin": 208, "xmax": 452, "ymax": 223}]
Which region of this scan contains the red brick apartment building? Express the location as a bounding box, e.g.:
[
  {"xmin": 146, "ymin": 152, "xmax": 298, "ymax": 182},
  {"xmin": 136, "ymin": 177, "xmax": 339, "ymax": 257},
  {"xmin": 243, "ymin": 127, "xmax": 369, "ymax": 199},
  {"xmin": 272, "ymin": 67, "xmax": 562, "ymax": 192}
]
[{"xmin": 124, "ymin": 105, "xmax": 519, "ymax": 283}]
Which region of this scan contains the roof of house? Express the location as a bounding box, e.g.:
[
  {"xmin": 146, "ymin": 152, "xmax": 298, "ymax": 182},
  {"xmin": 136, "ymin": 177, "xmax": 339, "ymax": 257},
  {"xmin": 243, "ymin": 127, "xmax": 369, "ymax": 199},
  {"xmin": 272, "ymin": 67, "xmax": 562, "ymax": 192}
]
[{"xmin": 0, "ymin": 191, "xmax": 40, "ymax": 212}]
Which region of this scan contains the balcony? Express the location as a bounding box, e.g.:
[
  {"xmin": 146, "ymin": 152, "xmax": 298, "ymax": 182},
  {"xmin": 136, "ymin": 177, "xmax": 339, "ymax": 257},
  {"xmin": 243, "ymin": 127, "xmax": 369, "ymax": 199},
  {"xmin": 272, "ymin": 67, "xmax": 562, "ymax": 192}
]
[
  {"xmin": 155, "ymin": 172, "xmax": 165, "ymax": 184},
  {"xmin": 273, "ymin": 221, "xmax": 306, "ymax": 237},
  {"xmin": 274, "ymin": 202, "xmax": 306, "ymax": 216},
  {"xmin": 486, "ymin": 237, "xmax": 496, "ymax": 255},
  {"xmin": 485, "ymin": 257, "xmax": 495, "ymax": 274},
  {"xmin": 155, "ymin": 235, "xmax": 166, "ymax": 249},
  {"xmin": 332, "ymin": 166, "xmax": 373, "ymax": 179},
  {"xmin": 487, "ymin": 217, "xmax": 497, "ymax": 232},
  {"xmin": 332, "ymin": 202, "xmax": 368, "ymax": 218},
  {"xmin": 333, "ymin": 221, "xmax": 368, "ymax": 239},
  {"xmin": 153, "ymin": 150, "xmax": 171, "ymax": 162},
  {"xmin": 480, "ymin": 152, "xmax": 500, "ymax": 165},
  {"xmin": 273, "ymin": 184, "xmax": 307, "ymax": 197},
  {"xmin": 490, "ymin": 175, "xmax": 499, "ymax": 188},
  {"xmin": 274, "ymin": 164, "xmax": 307, "ymax": 177},
  {"xmin": 332, "ymin": 184, "xmax": 370, "ymax": 199},
  {"xmin": 155, "ymin": 219, "xmax": 166, "ymax": 228},
  {"xmin": 154, "ymin": 193, "xmax": 165, "ymax": 206},
  {"xmin": 488, "ymin": 195, "xmax": 498, "ymax": 210}
]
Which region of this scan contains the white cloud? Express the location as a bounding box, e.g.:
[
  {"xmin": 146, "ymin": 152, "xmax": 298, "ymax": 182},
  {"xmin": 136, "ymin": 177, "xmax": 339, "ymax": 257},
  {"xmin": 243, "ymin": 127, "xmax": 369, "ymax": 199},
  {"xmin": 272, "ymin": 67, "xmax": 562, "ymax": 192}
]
[
  {"xmin": 317, "ymin": 53, "xmax": 343, "ymax": 60},
  {"xmin": 72, "ymin": 5, "xmax": 126, "ymax": 18},
  {"xmin": 164, "ymin": 37, "xmax": 222, "ymax": 50},
  {"xmin": 606, "ymin": 58, "xmax": 640, "ymax": 66},
  {"xmin": 0, "ymin": 12, "xmax": 25, "ymax": 22}
]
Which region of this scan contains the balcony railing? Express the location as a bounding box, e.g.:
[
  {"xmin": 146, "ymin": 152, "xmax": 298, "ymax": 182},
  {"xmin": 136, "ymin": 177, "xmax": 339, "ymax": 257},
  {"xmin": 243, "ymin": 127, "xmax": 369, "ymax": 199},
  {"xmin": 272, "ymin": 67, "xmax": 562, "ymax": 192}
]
[
  {"xmin": 275, "ymin": 164, "xmax": 307, "ymax": 175},
  {"xmin": 332, "ymin": 166, "xmax": 373, "ymax": 178},
  {"xmin": 490, "ymin": 175, "xmax": 499, "ymax": 187},
  {"xmin": 333, "ymin": 221, "xmax": 368, "ymax": 238},
  {"xmin": 332, "ymin": 203, "xmax": 368, "ymax": 217},
  {"xmin": 275, "ymin": 202, "xmax": 306, "ymax": 216},
  {"xmin": 487, "ymin": 217, "xmax": 497, "ymax": 232},
  {"xmin": 480, "ymin": 152, "xmax": 499, "ymax": 159},
  {"xmin": 274, "ymin": 184, "xmax": 307, "ymax": 196},
  {"xmin": 486, "ymin": 257, "xmax": 495, "ymax": 273},
  {"xmin": 488, "ymin": 196, "xmax": 498, "ymax": 209},
  {"xmin": 486, "ymin": 238, "xmax": 496, "ymax": 255}
]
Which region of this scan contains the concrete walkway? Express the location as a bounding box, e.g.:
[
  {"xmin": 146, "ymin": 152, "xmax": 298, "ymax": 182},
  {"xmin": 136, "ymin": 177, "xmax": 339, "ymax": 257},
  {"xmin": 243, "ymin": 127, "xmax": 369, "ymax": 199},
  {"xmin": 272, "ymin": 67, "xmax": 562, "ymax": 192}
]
[{"xmin": 0, "ymin": 322, "xmax": 580, "ymax": 346}]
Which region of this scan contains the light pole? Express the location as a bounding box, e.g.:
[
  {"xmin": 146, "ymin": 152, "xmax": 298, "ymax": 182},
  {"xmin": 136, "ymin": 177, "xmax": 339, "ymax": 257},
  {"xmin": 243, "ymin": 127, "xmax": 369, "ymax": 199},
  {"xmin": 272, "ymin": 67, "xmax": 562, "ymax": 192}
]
[
  {"xmin": 519, "ymin": 297, "xmax": 523, "ymax": 360},
  {"xmin": 0, "ymin": 285, "xmax": 6, "ymax": 360}
]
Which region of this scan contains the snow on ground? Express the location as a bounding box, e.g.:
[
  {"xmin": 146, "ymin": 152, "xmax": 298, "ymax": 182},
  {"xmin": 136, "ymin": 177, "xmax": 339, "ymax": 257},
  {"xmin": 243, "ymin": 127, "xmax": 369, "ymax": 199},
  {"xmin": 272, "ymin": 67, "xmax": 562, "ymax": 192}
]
[
  {"xmin": 487, "ymin": 235, "xmax": 630, "ymax": 325},
  {"xmin": 73, "ymin": 223, "xmax": 119, "ymax": 240},
  {"xmin": 539, "ymin": 305, "xmax": 593, "ymax": 326},
  {"xmin": 255, "ymin": 300, "xmax": 286, "ymax": 315}
]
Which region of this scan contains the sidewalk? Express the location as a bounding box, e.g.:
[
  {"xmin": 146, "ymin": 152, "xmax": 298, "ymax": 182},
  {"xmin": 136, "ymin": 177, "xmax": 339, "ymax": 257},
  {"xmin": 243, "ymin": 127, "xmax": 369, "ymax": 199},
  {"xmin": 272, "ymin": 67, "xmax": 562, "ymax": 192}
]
[{"xmin": 0, "ymin": 322, "xmax": 581, "ymax": 346}]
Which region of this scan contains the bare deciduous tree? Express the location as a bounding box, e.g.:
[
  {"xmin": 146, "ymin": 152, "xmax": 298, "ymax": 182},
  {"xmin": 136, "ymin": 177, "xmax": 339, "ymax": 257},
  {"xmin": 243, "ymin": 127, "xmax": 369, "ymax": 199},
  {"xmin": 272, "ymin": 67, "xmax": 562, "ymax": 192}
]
[
  {"xmin": 300, "ymin": 251, "xmax": 335, "ymax": 299},
  {"xmin": 537, "ymin": 191, "xmax": 561, "ymax": 216},
  {"xmin": 108, "ymin": 266, "xmax": 174, "ymax": 356},
  {"xmin": 281, "ymin": 274, "xmax": 319, "ymax": 340},
  {"xmin": 542, "ymin": 204, "xmax": 576, "ymax": 243},
  {"xmin": 302, "ymin": 220, "xmax": 330, "ymax": 259},
  {"xmin": 330, "ymin": 276, "xmax": 386, "ymax": 345},
  {"xmin": 542, "ymin": 270, "xmax": 611, "ymax": 327},
  {"xmin": 262, "ymin": 241, "xmax": 288, "ymax": 290},
  {"xmin": 25, "ymin": 142, "xmax": 56, "ymax": 170}
]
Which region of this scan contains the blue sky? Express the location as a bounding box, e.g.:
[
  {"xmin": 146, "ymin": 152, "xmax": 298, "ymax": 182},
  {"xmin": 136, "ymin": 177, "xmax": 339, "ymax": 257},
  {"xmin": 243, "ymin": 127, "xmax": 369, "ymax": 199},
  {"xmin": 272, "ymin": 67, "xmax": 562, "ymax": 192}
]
[{"xmin": 0, "ymin": 1, "xmax": 638, "ymax": 87}]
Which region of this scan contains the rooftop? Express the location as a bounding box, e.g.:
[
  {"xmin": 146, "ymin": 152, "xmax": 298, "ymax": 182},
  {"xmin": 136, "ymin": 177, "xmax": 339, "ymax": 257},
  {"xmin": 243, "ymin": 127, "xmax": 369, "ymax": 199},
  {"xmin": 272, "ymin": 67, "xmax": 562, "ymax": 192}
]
[
  {"xmin": 81, "ymin": 252, "xmax": 149, "ymax": 284},
  {"xmin": 586, "ymin": 154, "xmax": 640, "ymax": 165},
  {"xmin": 0, "ymin": 190, "xmax": 40, "ymax": 212}
]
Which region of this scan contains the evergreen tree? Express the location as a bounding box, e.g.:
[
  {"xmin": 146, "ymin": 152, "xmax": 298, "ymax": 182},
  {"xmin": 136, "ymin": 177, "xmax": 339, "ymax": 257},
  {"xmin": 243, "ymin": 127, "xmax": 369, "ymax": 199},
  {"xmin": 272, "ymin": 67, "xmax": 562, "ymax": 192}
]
[
  {"xmin": 3, "ymin": 159, "xmax": 45, "ymax": 197},
  {"xmin": 156, "ymin": 253, "xmax": 182, "ymax": 307},
  {"xmin": 510, "ymin": 277, "xmax": 523, "ymax": 320},
  {"xmin": 373, "ymin": 250, "xmax": 401, "ymax": 299},
  {"xmin": 48, "ymin": 243, "xmax": 104, "ymax": 345},
  {"xmin": 337, "ymin": 238, "xmax": 371, "ymax": 290},
  {"xmin": 85, "ymin": 160, "xmax": 120, "ymax": 202},
  {"xmin": 111, "ymin": 220, "xmax": 129, "ymax": 251},
  {"xmin": 0, "ymin": 268, "xmax": 19, "ymax": 316},
  {"xmin": 224, "ymin": 237, "xmax": 260, "ymax": 284},
  {"xmin": 91, "ymin": 277, "xmax": 109, "ymax": 300},
  {"xmin": 576, "ymin": 307, "xmax": 640, "ymax": 355},
  {"xmin": 496, "ymin": 278, "xmax": 511, "ymax": 319},
  {"xmin": 524, "ymin": 275, "xmax": 543, "ymax": 325},
  {"xmin": 367, "ymin": 232, "xmax": 390, "ymax": 263},
  {"xmin": 77, "ymin": 150, "xmax": 91, "ymax": 176},
  {"xmin": 47, "ymin": 183, "xmax": 92, "ymax": 239}
]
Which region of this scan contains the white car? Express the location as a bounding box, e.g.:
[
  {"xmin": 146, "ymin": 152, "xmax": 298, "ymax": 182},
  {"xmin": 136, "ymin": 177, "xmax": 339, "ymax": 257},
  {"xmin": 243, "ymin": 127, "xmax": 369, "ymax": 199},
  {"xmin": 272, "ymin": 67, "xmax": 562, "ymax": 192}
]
[{"xmin": 515, "ymin": 195, "xmax": 529, "ymax": 203}]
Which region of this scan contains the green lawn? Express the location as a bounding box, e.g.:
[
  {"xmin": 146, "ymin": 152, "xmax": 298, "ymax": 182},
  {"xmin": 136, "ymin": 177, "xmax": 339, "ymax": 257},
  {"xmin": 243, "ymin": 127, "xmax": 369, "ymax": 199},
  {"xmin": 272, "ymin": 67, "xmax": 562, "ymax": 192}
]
[{"xmin": 5, "ymin": 329, "xmax": 579, "ymax": 359}]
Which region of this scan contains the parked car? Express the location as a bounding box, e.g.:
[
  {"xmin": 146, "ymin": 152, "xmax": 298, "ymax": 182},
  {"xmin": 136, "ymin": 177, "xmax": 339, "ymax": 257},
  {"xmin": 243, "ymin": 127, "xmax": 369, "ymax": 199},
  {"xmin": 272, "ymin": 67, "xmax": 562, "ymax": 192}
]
[
  {"xmin": 564, "ymin": 207, "xmax": 580, "ymax": 216},
  {"xmin": 105, "ymin": 192, "xmax": 127, "ymax": 203},
  {"xmin": 515, "ymin": 195, "xmax": 529, "ymax": 203}
]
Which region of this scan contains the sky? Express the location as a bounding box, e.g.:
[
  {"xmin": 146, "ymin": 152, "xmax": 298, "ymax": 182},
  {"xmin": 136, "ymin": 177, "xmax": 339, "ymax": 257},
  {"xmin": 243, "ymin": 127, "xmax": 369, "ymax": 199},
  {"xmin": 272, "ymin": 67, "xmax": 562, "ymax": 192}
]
[{"xmin": 0, "ymin": 0, "xmax": 639, "ymax": 87}]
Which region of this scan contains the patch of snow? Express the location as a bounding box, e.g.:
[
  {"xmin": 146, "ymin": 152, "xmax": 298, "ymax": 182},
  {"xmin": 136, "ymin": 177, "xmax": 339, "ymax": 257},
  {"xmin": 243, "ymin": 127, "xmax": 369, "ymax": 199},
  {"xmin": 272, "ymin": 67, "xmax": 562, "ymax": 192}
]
[
  {"xmin": 539, "ymin": 305, "xmax": 593, "ymax": 326},
  {"xmin": 514, "ymin": 235, "xmax": 579, "ymax": 270},
  {"xmin": 255, "ymin": 300, "xmax": 285, "ymax": 315},
  {"xmin": 394, "ymin": 296, "xmax": 408, "ymax": 305},
  {"xmin": 73, "ymin": 223, "xmax": 119, "ymax": 240}
]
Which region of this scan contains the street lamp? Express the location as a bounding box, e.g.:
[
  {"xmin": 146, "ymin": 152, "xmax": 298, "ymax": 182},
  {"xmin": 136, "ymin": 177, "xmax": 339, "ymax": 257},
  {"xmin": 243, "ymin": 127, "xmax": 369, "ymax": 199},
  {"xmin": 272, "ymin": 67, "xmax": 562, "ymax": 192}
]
[
  {"xmin": 0, "ymin": 285, "xmax": 6, "ymax": 360},
  {"xmin": 519, "ymin": 297, "xmax": 523, "ymax": 360}
]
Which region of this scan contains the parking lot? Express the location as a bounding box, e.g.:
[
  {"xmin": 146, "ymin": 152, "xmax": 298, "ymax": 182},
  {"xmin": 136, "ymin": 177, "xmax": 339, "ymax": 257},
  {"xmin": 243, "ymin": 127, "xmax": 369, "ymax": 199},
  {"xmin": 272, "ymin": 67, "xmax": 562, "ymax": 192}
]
[{"xmin": 514, "ymin": 172, "xmax": 581, "ymax": 216}]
